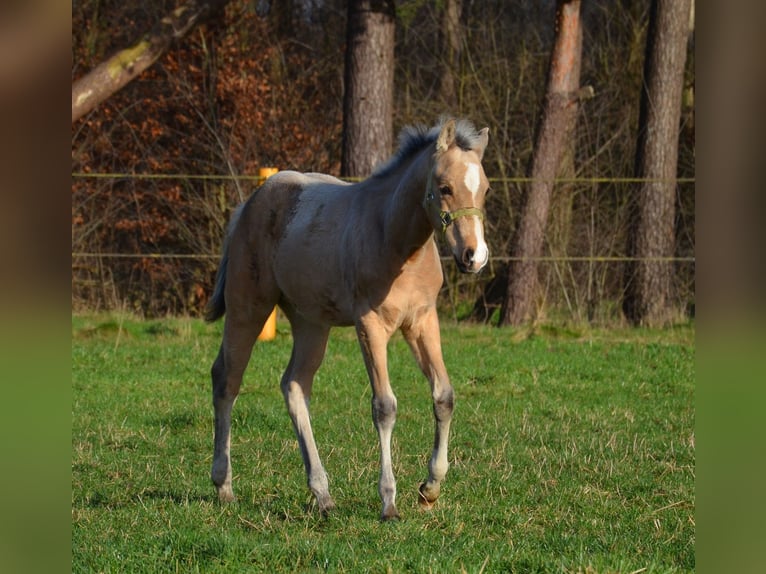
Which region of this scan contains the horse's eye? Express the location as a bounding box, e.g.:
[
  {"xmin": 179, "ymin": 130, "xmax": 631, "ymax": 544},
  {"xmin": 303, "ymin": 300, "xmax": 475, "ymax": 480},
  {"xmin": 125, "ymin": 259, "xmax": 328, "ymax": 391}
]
[{"xmin": 439, "ymin": 185, "xmax": 452, "ymax": 196}]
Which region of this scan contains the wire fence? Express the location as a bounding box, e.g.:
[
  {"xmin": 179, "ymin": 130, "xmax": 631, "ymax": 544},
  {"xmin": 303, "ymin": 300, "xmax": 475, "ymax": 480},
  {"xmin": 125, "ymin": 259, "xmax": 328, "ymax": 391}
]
[
  {"xmin": 72, "ymin": 172, "xmax": 695, "ymax": 184},
  {"xmin": 71, "ymin": 171, "xmax": 695, "ymax": 319},
  {"xmin": 71, "ymin": 172, "xmax": 695, "ymax": 264},
  {"xmin": 71, "ymin": 252, "xmax": 695, "ymax": 263}
]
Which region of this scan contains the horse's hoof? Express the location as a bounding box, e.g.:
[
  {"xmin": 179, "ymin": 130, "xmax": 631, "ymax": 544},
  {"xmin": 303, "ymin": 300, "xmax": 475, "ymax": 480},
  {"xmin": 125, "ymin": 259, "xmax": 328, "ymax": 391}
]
[
  {"xmin": 318, "ymin": 497, "xmax": 336, "ymax": 517},
  {"xmin": 217, "ymin": 488, "xmax": 236, "ymax": 503},
  {"xmin": 381, "ymin": 506, "xmax": 401, "ymax": 521},
  {"xmin": 418, "ymin": 497, "xmax": 435, "ymax": 510},
  {"xmin": 418, "ymin": 482, "xmax": 439, "ymax": 509}
]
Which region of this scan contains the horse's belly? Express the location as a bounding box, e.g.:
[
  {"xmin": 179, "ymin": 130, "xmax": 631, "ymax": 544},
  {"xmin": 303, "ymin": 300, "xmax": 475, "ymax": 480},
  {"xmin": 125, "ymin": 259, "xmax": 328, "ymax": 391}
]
[
  {"xmin": 280, "ymin": 287, "xmax": 356, "ymax": 326},
  {"xmin": 274, "ymin": 253, "xmax": 355, "ymax": 326}
]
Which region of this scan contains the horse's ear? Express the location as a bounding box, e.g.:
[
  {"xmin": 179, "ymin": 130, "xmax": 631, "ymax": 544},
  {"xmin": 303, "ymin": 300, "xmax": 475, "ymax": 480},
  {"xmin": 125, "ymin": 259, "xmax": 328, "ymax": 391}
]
[
  {"xmin": 436, "ymin": 119, "xmax": 457, "ymax": 154},
  {"xmin": 475, "ymin": 127, "xmax": 489, "ymax": 160}
]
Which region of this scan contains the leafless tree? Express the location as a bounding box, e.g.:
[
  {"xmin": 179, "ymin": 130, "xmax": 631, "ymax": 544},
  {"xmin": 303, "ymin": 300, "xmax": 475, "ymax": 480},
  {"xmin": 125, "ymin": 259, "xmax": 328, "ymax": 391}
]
[
  {"xmin": 341, "ymin": 0, "xmax": 396, "ymax": 177},
  {"xmin": 623, "ymin": 0, "xmax": 692, "ymax": 326},
  {"xmin": 500, "ymin": 0, "xmax": 589, "ymax": 326},
  {"xmin": 439, "ymin": 0, "xmax": 462, "ymax": 110}
]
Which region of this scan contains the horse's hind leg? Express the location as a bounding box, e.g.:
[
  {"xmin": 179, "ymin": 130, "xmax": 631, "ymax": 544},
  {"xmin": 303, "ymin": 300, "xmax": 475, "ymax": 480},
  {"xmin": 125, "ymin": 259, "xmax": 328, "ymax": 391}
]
[
  {"xmin": 402, "ymin": 308, "xmax": 454, "ymax": 509},
  {"xmin": 280, "ymin": 315, "xmax": 334, "ymax": 514},
  {"xmin": 210, "ymin": 312, "xmax": 266, "ymax": 502}
]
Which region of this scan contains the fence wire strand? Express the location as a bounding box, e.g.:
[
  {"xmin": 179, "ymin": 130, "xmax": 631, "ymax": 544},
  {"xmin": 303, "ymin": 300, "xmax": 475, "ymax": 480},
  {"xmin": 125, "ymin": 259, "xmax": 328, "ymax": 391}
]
[
  {"xmin": 72, "ymin": 172, "xmax": 695, "ymax": 185},
  {"xmin": 71, "ymin": 253, "xmax": 695, "ymax": 263}
]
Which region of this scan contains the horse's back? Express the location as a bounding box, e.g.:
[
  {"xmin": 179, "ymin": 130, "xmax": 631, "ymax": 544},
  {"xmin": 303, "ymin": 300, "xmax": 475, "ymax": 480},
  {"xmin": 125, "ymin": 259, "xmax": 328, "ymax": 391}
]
[
  {"xmin": 303, "ymin": 172, "xmax": 350, "ymax": 187},
  {"xmin": 265, "ymin": 170, "xmax": 348, "ymax": 191},
  {"xmin": 238, "ymin": 170, "xmax": 349, "ymax": 234}
]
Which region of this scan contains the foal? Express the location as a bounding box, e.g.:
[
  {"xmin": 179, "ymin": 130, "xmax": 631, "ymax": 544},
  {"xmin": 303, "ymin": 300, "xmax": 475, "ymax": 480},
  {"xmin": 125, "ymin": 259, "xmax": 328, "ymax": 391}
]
[{"xmin": 205, "ymin": 118, "xmax": 490, "ymax": 520}]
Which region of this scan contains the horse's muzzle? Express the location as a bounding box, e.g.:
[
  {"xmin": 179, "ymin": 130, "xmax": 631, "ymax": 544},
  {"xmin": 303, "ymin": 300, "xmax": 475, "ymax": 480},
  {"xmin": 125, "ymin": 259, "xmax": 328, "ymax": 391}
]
[{"xmin": 456, "ymin": 247, "xmax": 488, "ymax": 274}]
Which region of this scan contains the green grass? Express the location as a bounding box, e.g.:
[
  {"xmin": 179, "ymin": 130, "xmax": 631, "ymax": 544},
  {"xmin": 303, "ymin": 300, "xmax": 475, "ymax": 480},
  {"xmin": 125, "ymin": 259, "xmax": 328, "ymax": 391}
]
[{"xmin": 72, "ymin": 314, "xmax": 694, "ymax": 573}]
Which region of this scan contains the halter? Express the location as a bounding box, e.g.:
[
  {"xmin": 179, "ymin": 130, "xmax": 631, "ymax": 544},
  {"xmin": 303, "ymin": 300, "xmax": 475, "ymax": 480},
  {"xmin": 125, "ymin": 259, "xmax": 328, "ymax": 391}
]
[
  {"xmin": 436, "ymin": 204, "xmax": 485, "ymax": 233},
  {"xmin": 423, "ymin": 187, "xmax": 485, "ymax": 234}
]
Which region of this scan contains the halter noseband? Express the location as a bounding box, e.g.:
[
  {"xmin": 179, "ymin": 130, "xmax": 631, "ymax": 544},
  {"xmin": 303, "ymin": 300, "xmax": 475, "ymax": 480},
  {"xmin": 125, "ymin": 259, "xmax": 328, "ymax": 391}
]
[
  {"xmin": 436, "ymin": 204, "xmax": 485, "ymax": 234},
  {"xmin": 424, "ymin": 189, "xmax": 485, "ymax": 234}
]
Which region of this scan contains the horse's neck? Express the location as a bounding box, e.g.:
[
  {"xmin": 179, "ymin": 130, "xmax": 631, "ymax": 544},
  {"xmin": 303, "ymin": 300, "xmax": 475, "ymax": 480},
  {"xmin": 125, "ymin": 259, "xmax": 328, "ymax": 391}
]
[{"xmin": 382, "ymin": 149, "xmax": 434, "ymax": 257}]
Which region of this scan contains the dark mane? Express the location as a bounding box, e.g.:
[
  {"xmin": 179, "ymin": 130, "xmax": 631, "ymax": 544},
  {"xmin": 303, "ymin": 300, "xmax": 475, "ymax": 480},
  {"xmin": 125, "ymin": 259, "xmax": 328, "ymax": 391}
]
[{"xmin": 372, "ymin": 118, "xmax": 483, "ymax": 179}]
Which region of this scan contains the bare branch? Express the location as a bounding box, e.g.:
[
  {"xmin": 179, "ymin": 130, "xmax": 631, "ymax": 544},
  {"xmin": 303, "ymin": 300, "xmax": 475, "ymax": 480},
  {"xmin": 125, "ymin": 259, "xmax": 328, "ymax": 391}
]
[{"xmin": 72, "ymin": 0, "xmax": 230, "ymax": 123}]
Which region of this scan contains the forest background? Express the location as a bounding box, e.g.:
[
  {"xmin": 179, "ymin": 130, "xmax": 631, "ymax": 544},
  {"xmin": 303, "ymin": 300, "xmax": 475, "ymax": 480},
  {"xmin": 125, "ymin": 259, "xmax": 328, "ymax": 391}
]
[{"xmin": 71, "ymin": 0, "xmax": 695, "ymax": 325}]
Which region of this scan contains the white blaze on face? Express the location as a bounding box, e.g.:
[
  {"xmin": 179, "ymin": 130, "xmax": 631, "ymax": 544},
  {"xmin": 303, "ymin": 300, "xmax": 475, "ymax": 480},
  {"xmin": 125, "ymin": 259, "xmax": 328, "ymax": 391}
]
[
  {"xmin": 461, "ymin": 161, "xmax": 488, "ymax": 269},
  {"xmin": 473, "ymin": 218, "xmax": 489, "ymax": 269},
  {"xmin": 463, "ymin": 162, "xmax": 481, "ymax": 198}
]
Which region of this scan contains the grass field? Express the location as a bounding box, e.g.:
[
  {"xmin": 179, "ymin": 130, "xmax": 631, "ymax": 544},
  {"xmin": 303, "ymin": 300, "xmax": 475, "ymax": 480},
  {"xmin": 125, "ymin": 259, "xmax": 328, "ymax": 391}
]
[{"xmin": 72, "ymin": 314, "xmax": 694, "ymax": 573}]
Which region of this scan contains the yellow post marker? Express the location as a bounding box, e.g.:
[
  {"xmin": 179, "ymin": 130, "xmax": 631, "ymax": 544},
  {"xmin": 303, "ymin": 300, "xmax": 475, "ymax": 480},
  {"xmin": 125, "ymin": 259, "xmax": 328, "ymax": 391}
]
[
  {"xmin": 258, "ymin": 166, "xmax": 279, "ymax": 180},
  {"xmin": 257, "ymin": 307, "xmax": 278, "ymax": 341},
  {"xmin": 257, "ymin": 167, "xmax": 279, "ymax": 341}
]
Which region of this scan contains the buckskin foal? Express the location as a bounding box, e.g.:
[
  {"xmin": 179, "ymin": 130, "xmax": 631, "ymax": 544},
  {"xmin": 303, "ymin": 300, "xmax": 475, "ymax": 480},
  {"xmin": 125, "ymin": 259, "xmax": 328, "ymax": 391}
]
[{"xmin": 205, "ymin": 118, "xmax": 491, "ymax": 520}]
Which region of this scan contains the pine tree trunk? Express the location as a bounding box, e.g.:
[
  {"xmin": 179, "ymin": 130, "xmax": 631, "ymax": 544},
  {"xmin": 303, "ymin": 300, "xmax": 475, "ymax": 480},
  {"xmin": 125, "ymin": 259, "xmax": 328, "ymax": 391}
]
[
  {"xmin": 71, "ymin": 0, "xmax": 230, "ymax": 123},
  {"xmin": 439, "ymin": 0, "xmax": 462, "ymax": 110},
  {"xmin": 341, "ymin": 0, "xmax": 396, "ymax": 177},
  {"xmin": 500, "ymin": 0, "xmax": 584, "ymax": 326},
  {"xmin": 623, "ymin": 0, "xmax": 691, "ymax": 326}
]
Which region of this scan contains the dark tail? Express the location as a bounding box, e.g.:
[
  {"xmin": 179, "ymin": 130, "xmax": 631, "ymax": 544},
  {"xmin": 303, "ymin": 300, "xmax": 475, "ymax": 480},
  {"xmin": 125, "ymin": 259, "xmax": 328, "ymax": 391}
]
[
  {"xmin": 204, "ymin": 203, "xmax": 245, "ymax": 322},
  {"xmin": 204, "ymin": 246, "xmax": 228, "ymax": 322}
]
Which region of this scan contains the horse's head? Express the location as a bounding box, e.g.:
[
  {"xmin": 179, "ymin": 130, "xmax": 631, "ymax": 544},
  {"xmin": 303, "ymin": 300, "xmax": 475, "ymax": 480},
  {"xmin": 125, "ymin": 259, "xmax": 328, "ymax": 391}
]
[{"xmin": 423, "ymin": 119, "xmax": 490, "ymax": 273}]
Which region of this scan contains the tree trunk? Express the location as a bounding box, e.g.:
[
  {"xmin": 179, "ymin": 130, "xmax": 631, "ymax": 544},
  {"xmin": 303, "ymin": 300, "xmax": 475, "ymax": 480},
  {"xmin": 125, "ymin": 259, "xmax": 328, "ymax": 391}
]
[
  {"xmin": 439, "ymin": 0, "xmax": 462, "ymax": 110},
  {"xmin": 623, "ymin": 0, "xmax": 691, "ymax": 326},
  {"xmin": 341, "ymin": 0, "xmax": 396, "ymax": 178},
  {"xmin": 500, "ymin": 0, "xmax": 584, "ymax": 326},
  {"xmin": 271, "ymin": 0, "xmax": 296, "ymax": 38},
  {"xmin": 71, "ymin": 0, "xmax": 230, "ymax": 123}
]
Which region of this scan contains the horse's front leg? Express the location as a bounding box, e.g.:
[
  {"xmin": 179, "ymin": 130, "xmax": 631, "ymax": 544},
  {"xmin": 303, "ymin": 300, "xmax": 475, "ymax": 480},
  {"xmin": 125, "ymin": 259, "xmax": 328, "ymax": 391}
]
[
  {"xmin": 356, "ymin": 312, "xmax": 399, "ymax": 520},
  {"xmin": 402, "ymin": 308, "xmax": 454, "ymax": 509}
]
